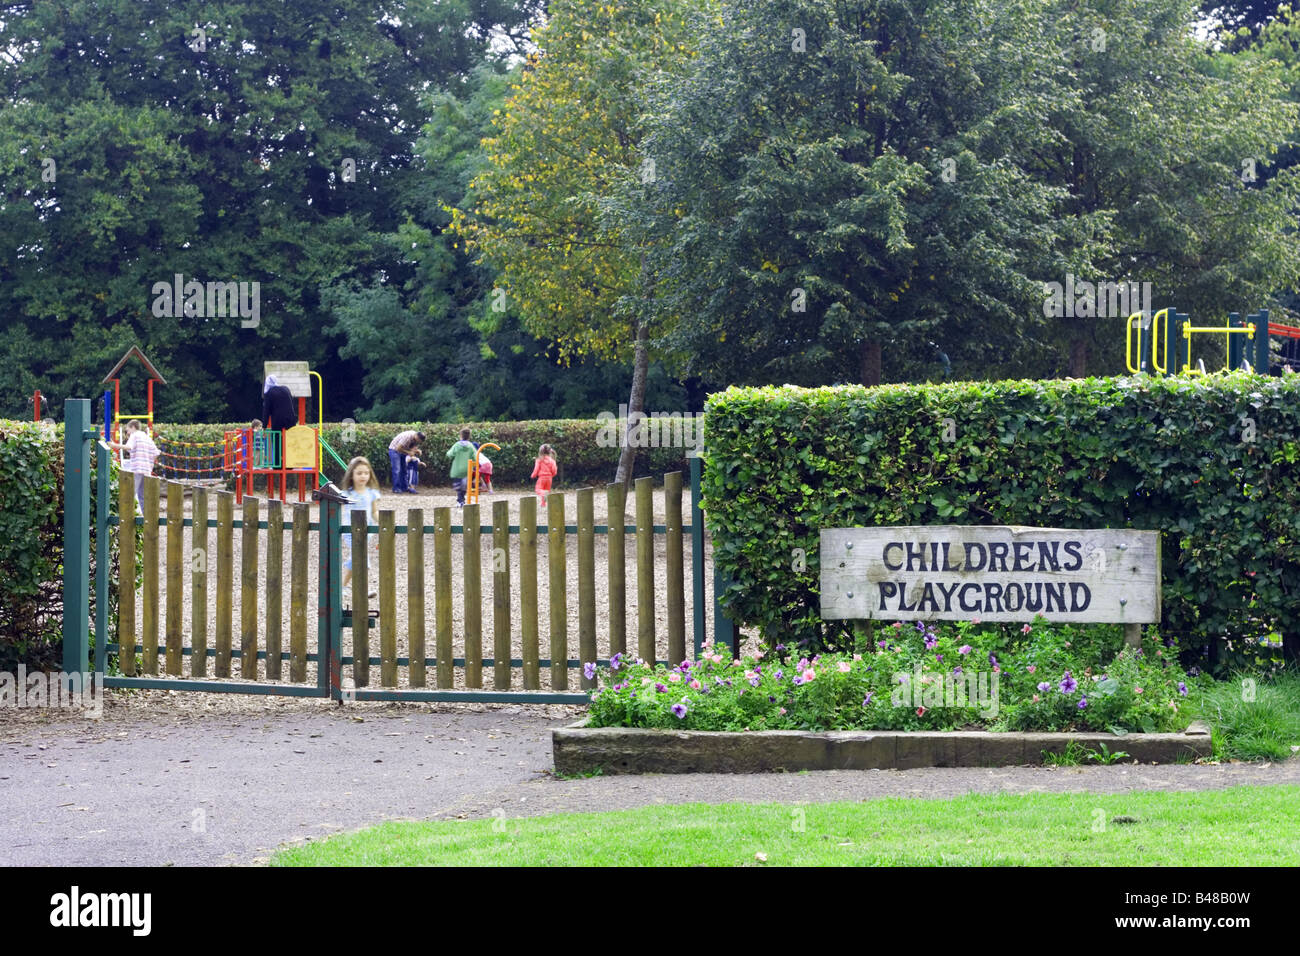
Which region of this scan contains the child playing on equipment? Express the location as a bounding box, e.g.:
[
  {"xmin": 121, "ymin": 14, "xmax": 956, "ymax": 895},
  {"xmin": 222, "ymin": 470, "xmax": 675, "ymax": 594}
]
[
  {"xmin": 107, "ymin": 420, "xmax": 160, "ymax": 512},
  {"xmin": 250, "ymin": 420, "xmax": 269, "ymax": 469},
  {"xmin": 340, "ymin": 456, "xmax": 381, "ymax": 598},
  {"xmin": 475, "ymin": 445, "xmax": 493, "ymax": 494},
  {"xmin": 446, "ymin": 428, "xmax": 477, "ymax": 506},
  {"xmin": 531, "ymin": 443, "xmax": 557, "ymax": 506}
]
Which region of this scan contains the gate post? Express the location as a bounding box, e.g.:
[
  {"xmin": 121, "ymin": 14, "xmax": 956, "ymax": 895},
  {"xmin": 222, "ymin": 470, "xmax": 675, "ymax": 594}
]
[
  {"xmin": 94, "ymin": 437, "xmax": 110, "ymax": 676},
  {"xmin": 689, "ymin": 456, "xmax": 706, "ymax": 658},
  {"xmin": 62, "ymin": 399, "xmax": 92, "ymax": 675},
  {"xmin": 315, "ymin": 492, "xmax": 343, "ymax": 699}
]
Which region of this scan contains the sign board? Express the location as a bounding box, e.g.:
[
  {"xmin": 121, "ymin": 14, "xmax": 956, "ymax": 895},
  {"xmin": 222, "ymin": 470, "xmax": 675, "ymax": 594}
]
[
  {"xmin": 282, "ymin": 425, "xmax": 317, "ymax": 469},
  {"xmin": 820, "ymin": 526, "xmax": 1160, "ymax": 624},
  {"xmin": 263, "ymin": 361, "xmax": 311, "ymax": 398}
]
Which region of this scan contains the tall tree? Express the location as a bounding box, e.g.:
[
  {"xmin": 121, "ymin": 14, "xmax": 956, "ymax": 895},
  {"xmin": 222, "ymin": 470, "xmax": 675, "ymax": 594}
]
[
  {"xmin": 450, "ymin": 0, "xmax": 716, "ymax": 486},
  {"xmin": 0, "ymin": 0, "xmax": 543, "ymax": 422}
]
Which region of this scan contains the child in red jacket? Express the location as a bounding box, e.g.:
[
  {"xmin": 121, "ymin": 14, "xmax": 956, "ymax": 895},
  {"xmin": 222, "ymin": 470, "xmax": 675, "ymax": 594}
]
[{"xmin": 530, "ymin": 443, "xmax": 557, "ymax": 506}]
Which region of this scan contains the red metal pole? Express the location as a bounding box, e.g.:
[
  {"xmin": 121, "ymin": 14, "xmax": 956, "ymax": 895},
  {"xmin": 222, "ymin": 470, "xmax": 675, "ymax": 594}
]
[{"xmin": 33, "ymin": 390, "xmax": 40, "ymax": 422}]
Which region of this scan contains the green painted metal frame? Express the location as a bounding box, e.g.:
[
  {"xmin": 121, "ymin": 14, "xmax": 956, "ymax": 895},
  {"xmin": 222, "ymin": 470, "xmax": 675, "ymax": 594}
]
[{"xmin": 68, "ymin": 407, "xmax": 735, "ymax": 701}]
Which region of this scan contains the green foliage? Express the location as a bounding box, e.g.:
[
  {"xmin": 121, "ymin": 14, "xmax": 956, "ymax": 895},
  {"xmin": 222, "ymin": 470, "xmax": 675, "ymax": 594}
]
[
  {"xmin": 702, "ymin": 375, "xmax": 1300, "ymax": 668},
  {"xmin": 586, "ymin": 617, "xmax": 1200, "ymax": 732},
  {"xmin": 0, "ymin": 421, "xmax": 122, "ymax": 669},
  {"xmin": 159, "ymin": 418, "xmax": 691, "ymax": 486},
  {"xmin": 1188, "ymin": 667, "xmax": 1300, "ymax": 760}
]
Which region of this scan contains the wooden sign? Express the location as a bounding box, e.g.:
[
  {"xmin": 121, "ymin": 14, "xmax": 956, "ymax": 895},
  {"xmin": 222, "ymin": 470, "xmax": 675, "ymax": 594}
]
[
  {"xmin": 282, "ymin": 425, "xmax": 317, "ymax": 469},
  {"xmin": 820, "ymin": 526, "xmax": 1160, "ymax": 624},
  {"xmin": 264, "ymin": 361, "xmax": 311, "ymax": 398}
]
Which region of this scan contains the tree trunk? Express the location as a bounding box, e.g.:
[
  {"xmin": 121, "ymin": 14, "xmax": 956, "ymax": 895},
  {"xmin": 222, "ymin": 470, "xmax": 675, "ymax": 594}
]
[
  {"xmin": 1069, "ymin": 337, "xmax": 1088, "ymax": 378},
  {"xmin": 860, "ymin": 339, "xmax": 882, "ymax": 386},
  {"xmin": 614, "ymin": 318, "xmax": 649, "ymax": 493}
]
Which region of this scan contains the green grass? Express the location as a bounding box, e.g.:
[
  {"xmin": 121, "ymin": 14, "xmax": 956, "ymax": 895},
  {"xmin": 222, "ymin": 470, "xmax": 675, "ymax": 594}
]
[
  {"xmin": 1190, "ymin": 669, "xmax": 1300, "ymax": 761},
  {"xmin": 270, "ymin": 785, "xmax": 1300, "ymax": 866}
]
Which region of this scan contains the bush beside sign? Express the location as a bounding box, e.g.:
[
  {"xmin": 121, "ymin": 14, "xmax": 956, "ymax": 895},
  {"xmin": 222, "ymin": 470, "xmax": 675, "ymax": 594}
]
[{"xmin": 821, "ymin": 526, "xmax": 1160, "ymax": 624}]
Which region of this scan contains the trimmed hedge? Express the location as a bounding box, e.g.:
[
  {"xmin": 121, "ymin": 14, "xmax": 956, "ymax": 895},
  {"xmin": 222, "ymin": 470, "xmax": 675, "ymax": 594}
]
[
  {"xmin": 0, "ymin": 421, "xmax": 122, "ymax": 669},
  {"xmin": 702, "ymin": 375, "xmax": 1300, "ymax": 669},
  {"xmin": 158, "ymin": 418, "xmax": 692, "ymax": 486}
]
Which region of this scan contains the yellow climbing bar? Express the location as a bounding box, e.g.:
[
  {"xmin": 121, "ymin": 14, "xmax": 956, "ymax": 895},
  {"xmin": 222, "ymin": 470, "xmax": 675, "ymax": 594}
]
[{"xmin": 1151, "ymin": 309, "xmax": 1171, "ymax": 374}]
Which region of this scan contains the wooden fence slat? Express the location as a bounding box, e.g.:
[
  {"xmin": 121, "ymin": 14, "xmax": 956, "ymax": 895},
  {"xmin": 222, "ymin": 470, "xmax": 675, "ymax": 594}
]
[
  {"xmin": 266, "ymin": 499, "xmax": 283, "ymax": 680},
  {"xmin": 606, "ymin": 482, "xmax": 626, "ymax": 658},
  {"xmin": 191, "ymin": 487, "xmax": 208, "ymax": 678},
  {"xmin": 141, "ymin": 476, "xmax": 160, "ymax": 675},
  {"xmin": 408, "ymin": 508, "xmax": 426, "ymax": 688},
  {"xmin": 215, "ymin": 491, "xmax": 234, "ymax": 678},
  {"xmin": 165, "ymin": 481, "xmax": 183, "ymax": 675},
  {"xmin": 492, "ymin": 499, "xmax": 511, "ymax": 690},
  {"xmin": 520, "ymin": 497, "xmax": 539, "ymax": 690},
  {"xmin": 577, "ymin": 487, "xmax": 596, "ymax": 689},
  {"xmin": 379, "ymin": 510, "xmax": 397, "ymax": 687},
  {"xmin": 548, "ymin": 492, "xmax": 568, "ymax": 690},
  {"xmin": 241, "ymin": 497, "xmax": 259, "ymax": 680},
  {"xmin": 290, "ymin": 503, "xmax": 309, "ymax": 683},
  {"xmin": 434, "ymin": 507, "xmax": 453, "ymax": 689},
  {"xmin": 351, "ymin": 510, "xmax": 369, "ymax": 687},
  {"xmin": 117, "ymin": 479, "xmax": 136, "ymax": 676},
  {"xmin": 464, "ymin": 503, "xmax": 482, "ymax": 688},
  {"xmin": 636, "ymin": 476, "xmax": 655, "ymax": 665},
  {"xmin": 665, "ymin": 471, "xmax": 686, "ymax": 668}
]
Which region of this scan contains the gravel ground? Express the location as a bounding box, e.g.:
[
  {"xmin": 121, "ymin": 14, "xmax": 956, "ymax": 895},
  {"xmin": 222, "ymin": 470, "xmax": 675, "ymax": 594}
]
[
  {"xmin": 119, "ymin": 479, "xmax": 763, "ymax": 701},
  {"xmin": 3, "ymin": 701, "xmax": 1297, "ymax": 866}
]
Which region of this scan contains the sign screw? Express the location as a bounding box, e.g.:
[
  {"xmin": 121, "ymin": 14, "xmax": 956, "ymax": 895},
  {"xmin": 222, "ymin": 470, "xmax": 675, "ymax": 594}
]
[
  {"xmin": 846, "ymin": 591, "xmax": 854, "ymax": 599},
  {"xmin": 1119, "ymin": 598, "xmax": 1128, "ymax": 606},
  {"xmin": 1116, "ymin": 543, "xmax": 1127, "ymax": 551},
  {"xmin": 845, "ymin": 542, "xmax": 853, "ymax": 550}
]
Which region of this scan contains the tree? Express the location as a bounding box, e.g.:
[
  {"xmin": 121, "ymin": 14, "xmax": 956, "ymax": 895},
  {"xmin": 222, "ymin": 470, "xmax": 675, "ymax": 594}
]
[
  {"xmin": 450, "ymin": 0, "xmax": 716, "ymax": 487},
  {"xmin": 0, "ymin": 0, "xmax": 543, "ymax": 422}
]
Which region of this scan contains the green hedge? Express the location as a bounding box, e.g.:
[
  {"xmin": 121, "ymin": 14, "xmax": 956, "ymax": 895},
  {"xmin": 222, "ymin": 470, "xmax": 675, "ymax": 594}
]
[
  {"xmin": 0, "ymin": 421, "xmax": 122, "ymax": 670},
  {"xmin": 158, "ymin": 418, "xmax": 692, "ymax": 486},
  {"xmin": 702, "ymin": 375, "xmax": 1300, "ymax": 668}
]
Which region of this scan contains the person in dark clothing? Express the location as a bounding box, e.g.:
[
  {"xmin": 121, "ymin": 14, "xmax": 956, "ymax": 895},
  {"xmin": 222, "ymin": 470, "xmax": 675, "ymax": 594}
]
[{"xmin": 262, "ymin": 374, "xmax": 298, "ymax": 431}]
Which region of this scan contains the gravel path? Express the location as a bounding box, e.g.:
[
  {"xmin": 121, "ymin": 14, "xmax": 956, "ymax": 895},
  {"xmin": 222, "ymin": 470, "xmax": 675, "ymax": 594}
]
[{"xmin": 4, "ymin": 702, "xmax": 1297, "ymax": 866}]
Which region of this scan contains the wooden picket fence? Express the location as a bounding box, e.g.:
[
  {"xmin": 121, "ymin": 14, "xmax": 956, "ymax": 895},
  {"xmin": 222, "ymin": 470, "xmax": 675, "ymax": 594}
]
[{"xmin": 107, "ymin": 468, "xmax": 712, "ymax": 701}]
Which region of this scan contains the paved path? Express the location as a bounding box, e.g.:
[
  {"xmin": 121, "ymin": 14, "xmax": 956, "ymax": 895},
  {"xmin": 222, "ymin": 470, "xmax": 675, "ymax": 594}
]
[{"xmin": 3, "ymin": 706, "xmax": 1297, "ymax": 866}]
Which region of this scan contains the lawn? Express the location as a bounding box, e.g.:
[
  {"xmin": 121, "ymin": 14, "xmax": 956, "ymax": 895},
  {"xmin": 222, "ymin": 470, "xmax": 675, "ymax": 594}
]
[{"xmin": 271, "ymin": 784, "xmax": 1300, "ymax": 866}]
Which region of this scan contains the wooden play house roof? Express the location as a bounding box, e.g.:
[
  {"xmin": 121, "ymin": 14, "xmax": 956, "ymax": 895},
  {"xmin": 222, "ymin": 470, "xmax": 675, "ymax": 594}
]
[{"xmin": 101, "ymin": 345, "xmax": 168, "ymax": 385}]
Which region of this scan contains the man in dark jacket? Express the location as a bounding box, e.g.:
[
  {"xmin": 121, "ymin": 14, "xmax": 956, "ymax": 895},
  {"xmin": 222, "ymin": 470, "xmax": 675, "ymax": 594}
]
[{"xmin": 262, "ymin": 375, "xmax": 298, "ymax": 431}]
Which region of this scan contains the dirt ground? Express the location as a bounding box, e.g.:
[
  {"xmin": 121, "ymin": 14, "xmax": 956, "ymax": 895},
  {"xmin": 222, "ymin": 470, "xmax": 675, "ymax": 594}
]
[{"xmin": 115, "ymin": 479, "xmax": 762, "ymax": 699}]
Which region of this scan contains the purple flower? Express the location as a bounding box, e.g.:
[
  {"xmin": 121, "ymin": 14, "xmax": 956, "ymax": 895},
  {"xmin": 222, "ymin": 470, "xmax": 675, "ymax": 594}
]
[
  {"xmin": 1077, "ymin": 698, "xmax": 1087, "ymax": 710},
  {"xmin": 748, "ymin": 676, "xmax": 761, "ymax": 688},
  {"xmin": 958, "ymin": 645, "xmax": 972, "ymax": 655},
  {"xmin": 610, "ymin": 652, "xmax": 624, "ymax": 671},
  {"xmin": 862, "ymin": 692, "xmax": 874, "ymax": 706},
  {"xmin": 1178, "ymin": 682, "xmax": 1188, "ymax": 696},
  {"xmin": 1059, "ymin": 672, "xmax": 1078, "ymax": 694},
  {"xmin": 775, "ymin": 644, "xmax": 786, "ymax": 652},
  {"xmin": 988, "ymin": 653, "xmax": 998, "ymax": 666},
  {"xmin": 877, "ymin": 641, "xmax": 887, "ymax": 649},
  {"xmin": 1037, "ymin": 682, "xmax": 1051, "ymax": 693},
  {"xmin": 654, "ymin": 682, "xmax": 667, "ymax": 693},
  {"xmin": 898, "ymin": 675, "xmax": 909, "ymax": 684},
  {"xmin": 914, "ymin": 621, "xmax": 926, "ymax": 632},
  {"xmin": 793, "ymin": 676, "xmax": 803, "ymax": 686},
  {"xmin": 775, "ymin": 670, "xmax": 784, "ymax": 680},
  {"xmin": 671, "ymin": 703, "xmax": 687, "ymax": 719},
  {"xmin": 768, "ymin": 695, "xmax": 776, "ymax": 702},
  {"xmin": 924, "ymin": 636, "xmax": 937, "ymax": 650},
  {"xmin": 612, "ymin": 682, "xmax": 626, "ymax": 691},
  {"xmin": 952, "ymin": 666, "xmax": 963, "ymax": 675},
  {"xmin": 935, "ymin": 654, "xmax": 943, "ymax": 662},
  {"xmin": 583, "ymin": 661, "xmax": 597, "ymax": 680},
  {"xmin": 714, "ymin": 676, "xmax": 725, "ymax": 685}
]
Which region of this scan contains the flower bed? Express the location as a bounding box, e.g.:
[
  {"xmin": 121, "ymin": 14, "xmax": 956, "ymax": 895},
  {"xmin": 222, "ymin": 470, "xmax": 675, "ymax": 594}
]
[{"xmin": 586, "ymin": 617, "xmax": 1203, "ymax": 734}]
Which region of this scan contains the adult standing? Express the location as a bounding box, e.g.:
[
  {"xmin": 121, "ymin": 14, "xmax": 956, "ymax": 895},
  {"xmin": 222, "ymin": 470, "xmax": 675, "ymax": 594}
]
[
  {"xmin": 388, "ymin": 429, "xmax": 425, "ymax": 494},
  {"xmin": 262, "ymin": 374, "xmax": 298, "ymax": 431}
]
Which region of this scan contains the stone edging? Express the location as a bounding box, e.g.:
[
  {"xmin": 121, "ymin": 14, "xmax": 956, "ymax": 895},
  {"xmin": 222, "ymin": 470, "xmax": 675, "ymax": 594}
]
[{"xmin": 552, "ymin": 720, "xmax": 1213, "ymax": 774}]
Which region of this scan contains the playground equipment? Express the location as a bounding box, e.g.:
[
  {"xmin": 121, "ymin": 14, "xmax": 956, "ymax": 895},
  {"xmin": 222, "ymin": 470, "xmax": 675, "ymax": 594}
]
[
  {"xmin": 1124, "ymin": 307, "xmax": 1300, "ymax": 376},
  {"xmin": 225, "ymin": 362, "xmax": 325, "ymax": 503},
  {"xmin": 467, "ymin": 442, "xmax": 499, "ymax": 505},
  {"xmin": 101, "ymin": 345, "xmax": 166, "ymax": 442}
]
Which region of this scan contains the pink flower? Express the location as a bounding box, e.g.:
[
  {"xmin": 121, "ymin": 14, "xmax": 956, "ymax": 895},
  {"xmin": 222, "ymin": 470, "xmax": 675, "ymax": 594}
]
[
  {"xmin": 916, "ymin": 707, "xmax": 927, "ymax": 717},
  {"xmin": 641, "ymin": 677, "xmax": 652, "ymax": 685},
  {"xmin": 837, "ymin": 661, "xmax": 852, "ymax": 673},
  {"xmin": 688, "ymin": 679, "xmax": 701, "ymax": 690},
  {"xmin": 668, "ymin": 673, "xmax": 681, "ymax": 683},
  {"xmin": 992, "ymin": 665, "xmax": 1000, "ymax": 673},
  {"xmin": 853, "ymin": 654, "xmax": 863, "ymax": 661},
  {"xmin": 1135, "ymin": 687, "xmax": 1143, "ymax": 694},
  {"xmin": 893, "ymin": 622, "xmax": 903, "ymax": 629},
  {"xmin": 711, "ymin": 654, "xmax": 723, "ymax": 664},
  {"xmin": 1026, "ymin": 664, "xmax": 1036, "ymax": 674},
  {"xmin": 779, "ymin": 707, "xmax": 786, "ymax": 715},
  {"xmin": 802, "ymin": 668, "xmax": 816, "ymax": 682},
  {"xmin": 1032, "ymin": 694, "xmax": 1040, "ymax": 703},
  {"xmin": 1021, "ymin": 624, "xmax": 1032, "ymax": 634},
  {"xmin": 958, "ymin": 645, "xmax": 972, "ymax": 656}
]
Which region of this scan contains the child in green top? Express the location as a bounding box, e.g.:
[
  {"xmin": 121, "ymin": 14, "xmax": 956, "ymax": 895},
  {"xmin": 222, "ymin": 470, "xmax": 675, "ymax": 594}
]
[{"xmin": 446, "ymin": 427, "xmax": 477, "ymax": 506}]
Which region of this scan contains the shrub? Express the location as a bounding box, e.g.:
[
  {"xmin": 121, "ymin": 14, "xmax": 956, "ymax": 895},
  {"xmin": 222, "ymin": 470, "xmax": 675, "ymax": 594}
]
[
  {"xmin": 585, "ymin": 617, "xmax": 1200, "ymax": 733},
  {"xmin": 701, "ymin": 375, "xmax": 1300, "ymax": 672}
]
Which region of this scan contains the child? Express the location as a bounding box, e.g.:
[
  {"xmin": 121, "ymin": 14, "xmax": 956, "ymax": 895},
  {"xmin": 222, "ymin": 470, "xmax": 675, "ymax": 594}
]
[
  {"xmin": 405, "ymin": 447, "xmax": 423, "ymax": 492},
  {"xmin": 530, "ymin": 443, "xmax": 557, "ymax": 506},
  {"xmin": 388, "ymin": 429, "xmax": 425, "ymax": 494},
  {"xmin": 340, "ymin": 456, "xmax": 381, "ymax": 598},
  {"xmin": 446, "ymin": 428, "xmax": 477, "ymax": 506},
  {"xmin": 107, "ymin": 420, "xmax": 160, "ymax": 512},
  {"xmin": 476, "ymin": 447, "xmax": 493, "ymax": 494},
  {"xmin": 250, "ymin": 420, "xmax": 269, "ymax": 469}
]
